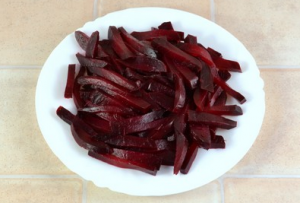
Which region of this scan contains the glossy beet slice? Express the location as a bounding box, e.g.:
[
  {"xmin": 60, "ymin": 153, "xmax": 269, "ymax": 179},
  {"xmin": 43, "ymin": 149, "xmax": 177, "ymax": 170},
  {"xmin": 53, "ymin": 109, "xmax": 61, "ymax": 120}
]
[
  {"xmin": 78, "ymin": 76, "xmax": 130, "ymax": 96},
  {"xmin": 200, "ymin": 62, "xmax": 214, "ymax": 92},
  {"xmin": 208, "ymin": 86, "xmax": 223, "ymax": 106},
  {"xmin": 71, "ymin": 121, "xmax": 110, "ymax": 151},
  {"xmin": 123, "ymin": 110, "xmax": 165, "ymax": 126},
  {"xmin": 75, "ymin": 30, "xmax": 89, "ymax": 50},
  {"xmin": 204, "ymin": 105, "xmax": 243, "ymax": 116},
  {"xmin": 87, "ymin": 67, "xmax": 138, "ymax": 91},
  {"xmin": 184, "ymin": 34, "xmax": 197, "ymax": 44},
  {"xmin": 213, "ymin": 91, "xmax": 227, "ymax": 106},
  {"xmin": 124, "ymin": 117, "xmax": 171, "ymax": 134},
  {"xmin": 112, "ymin": 148, "xmax": 162, "ymax": 169},
  {"xmin": 189, "ymin": 125, "xmax": 211, "ymax": 149},
  {"xmin": 163, "ymin": 56, "xmax": 198, "ymax": 89},
  {"xmin": 73, "ymin": 66, "xmax": 86, "ymax": 108},
  {"xmin": 86, "ymin": 31, "xmax": 99, "ymax": 58},
  {"xmin": 148, "ymin": 118, "xmax": 174, "ymax": 140},
  {"xmin": 218, "ymin": 70, "xmax": 231, "ymax": 81},
  {"xmin": 158, "ymin": 21, "xmax": 174, "ymax": 30},
  {"xmin": 174, "ymin": 130, "xmax": 188, "ymax": 175},
  {"xmin": 88, "ymin": 149, "xmax": 158, "ymax": 175},
  {"xmin": 146, "ymin": 79, "xmax": 175, "ymax": 97},
  {"xmin": 193, "ymin": 88, "xmax": 208, "ymax": 111},
  {"xmin": 213, "ymin": 76, "xmax": 246, "ymax": 104},
  {"xmin": 173, "ymin": 75, "xmax": 186, "ymax": 112},
  {"xmin": 76, "ymin": 53, "xmax": 108, "ymax": 68},
  {"xmin": 119, "ymin": 27, "xmax": 157, "ymax": 58},
  {"xmin": 56, "ymin": 106, "xmax": 76, "ymax": 125},
  {"xmin": 105, "ymin": 135, "xmax": 157, "ymax": 150},
  {"xmin": 78, "ymin": 105, "xmax": 125, "ymax": 114},
  {"xmin": 207, "ymin": 47, "xmax": 242, "ymax": 72},
  {"xmin": 131, "ymin": 29, "xmax": 183, "ymax": 41},
  {"xmin": 152, "ymin": 37, "xmax": 202, "ymax": 72},
  {"xmin": 148, "ymin": 92, "xmax": 174, "ymax": 111},
  {"xmin": 117, "ymin": 56, "xmax": 167, "ymax": 73},
  {"xmin": 188, "ymin": 110, "xmax": 237, "ymax": 129},
  {"xmin": 108, "ymin": 26, "xmax": 135, "ymax": 60},
  {"xmin": 78, "ymin": 113, "xmax": 111, "ymax": 134},
  {"xmin": 177, "ymin": 43, "xmax": 215, "ymax": 67},
  {"xmin": 64, "ymin": 64, "xmax": 76, "ymax": 98},
  {"xmin": 210, "ymin": 135, "xmax": 226, "ymax": 149},
  {"xmin": 180, "ymin": 142, "xmax": 199, "ymax": 174}
]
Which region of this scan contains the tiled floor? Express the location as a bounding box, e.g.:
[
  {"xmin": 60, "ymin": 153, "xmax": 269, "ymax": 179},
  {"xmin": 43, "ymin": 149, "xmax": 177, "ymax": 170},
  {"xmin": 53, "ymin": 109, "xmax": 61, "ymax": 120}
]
[{"xmin": 1, "ymin": 0, "xmax": 300, "ymax": 202}]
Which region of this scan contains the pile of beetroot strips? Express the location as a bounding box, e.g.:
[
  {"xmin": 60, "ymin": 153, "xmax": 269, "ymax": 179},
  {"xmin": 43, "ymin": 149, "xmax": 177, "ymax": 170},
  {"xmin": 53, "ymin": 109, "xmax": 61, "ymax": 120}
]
[{"xmin": 57, "ymin": 21, "xmax": 246, "ymax": 175}]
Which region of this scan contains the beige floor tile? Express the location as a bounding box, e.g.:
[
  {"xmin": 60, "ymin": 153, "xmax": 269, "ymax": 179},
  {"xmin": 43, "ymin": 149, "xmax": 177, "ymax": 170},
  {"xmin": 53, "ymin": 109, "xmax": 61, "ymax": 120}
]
[
  {"xmin": 0, "ymin": 0, "xmax": 94, "ymax": 66},
  {"xmin": 224, "ymin": 178, "xmax": 300, "ymax": 203},
  {"xmin": 214, "ymin": 0, "xmax": 300, "ymax": 66},
  {"xmin": 0, "ymin": 69, "xmax": 72, "ymax": 174},
  {"xmin": 0, "ymin": 178, "xmax": 82, "ymax": 203},
  {"xmin": 228, "ymin": 69, "xmax": 300, "ymax": 174},
  {"xmin": 87, "ymin": 180, "xmax": 221, "ymax": 202},
  {"xmin": 98, "ymin": 0, "xmax": 211, "ymax": 19}
]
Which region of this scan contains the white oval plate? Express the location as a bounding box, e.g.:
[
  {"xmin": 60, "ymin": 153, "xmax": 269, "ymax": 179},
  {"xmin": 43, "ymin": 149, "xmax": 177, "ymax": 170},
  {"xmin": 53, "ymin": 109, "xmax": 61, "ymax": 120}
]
[{"xmin": 36, "ymin": 7, "xmax": 265, "ymax": 196}]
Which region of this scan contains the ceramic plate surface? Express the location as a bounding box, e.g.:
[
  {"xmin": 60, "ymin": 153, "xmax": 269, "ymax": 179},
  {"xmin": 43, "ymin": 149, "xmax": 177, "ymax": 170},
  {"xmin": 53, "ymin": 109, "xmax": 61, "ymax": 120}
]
[{"xmin": 36, "ymin": 7, "xmax": 265, "ymax": 196}]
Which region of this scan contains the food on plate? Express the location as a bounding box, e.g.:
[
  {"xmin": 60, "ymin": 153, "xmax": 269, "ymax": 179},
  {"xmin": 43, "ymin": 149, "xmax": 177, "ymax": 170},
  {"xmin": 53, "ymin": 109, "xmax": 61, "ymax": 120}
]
[{"xmin": 57, "ymin": 21, "xmax": 246, "ymax": 175}]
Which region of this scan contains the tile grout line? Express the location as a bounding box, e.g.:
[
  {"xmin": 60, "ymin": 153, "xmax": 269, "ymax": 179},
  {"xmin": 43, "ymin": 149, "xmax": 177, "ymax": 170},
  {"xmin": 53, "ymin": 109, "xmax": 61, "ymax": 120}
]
[
  {"xmin": 222, "ymin": 174, "xmax": 300, "ymax": 179},
  {"xmin": 0, "ymin": 175, "xmax": 81, "ymax": 179},
  {"xmin": 82, "ymin": 179, "xmax": 88, "ymax": 203},
  {"xmin": 93, "ymin": 0, "xmax": 98, "ymax": 20},
  {"xmin": 258, "ymin": 65, "xmax": 300, "ymax": 69},
  {"xmin": 210, "ymin": 0, "xmax": 216, "ymax": 22},
  {"xmin": 218, "ymin": 178, "xmax": 225, "ymax": 203},
  {"xmin": 0, "ymin": 65, "xmax": 42, "ymax": 69}
]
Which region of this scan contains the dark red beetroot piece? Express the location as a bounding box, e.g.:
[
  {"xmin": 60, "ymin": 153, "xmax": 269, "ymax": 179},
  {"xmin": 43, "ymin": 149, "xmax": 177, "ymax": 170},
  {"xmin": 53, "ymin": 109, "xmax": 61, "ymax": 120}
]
[
  {"xmin": 57, "ymin": 22, "xmax": 247, "ymax": 175},
  {"xmin": 64, "ymin": 64, "xmax": 76, "ymax": 98}
]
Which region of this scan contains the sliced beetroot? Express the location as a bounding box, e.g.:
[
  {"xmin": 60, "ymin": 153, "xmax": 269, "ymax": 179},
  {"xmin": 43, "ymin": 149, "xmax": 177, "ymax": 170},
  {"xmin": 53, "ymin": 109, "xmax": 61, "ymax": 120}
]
[
  {"xmin": 180, "ymin": 142, "xmax": 199, "ymax": 174},
  {"xmin": 188, "ymin": 110, "xmax": 237, "ymax": 129},
  {"xmin": 213, "ymin": 76, "xmax": 246, "ymax": 104},
  {"xmin": 117, "ymin": 56, "xmax": 167, "ymax": 73},
  {"xmin": 146, "ymin": 79, "xmax": 175, "ymax": 97},
  {"xmin": 124, "ymin": 117, "xmax": 170, "ymax": 134},
  {"xmin": 152, "ymin": 37, "xmax": 202, "ymax": 72},
  {"xmin": 73, "ymin": 66, "xmax": 86, "ymax": 108},
  {"xmin": 119, "ymin": 27, "xmax": 157, "ymax": 58},
  {"xmin": 76, "ymin": 53, "xmax": 108, "ymax": 68},
  {"xmin": 204, "ymin": 105, "xmax": 243, "ymax": 116},
  {"xmin": 56, "ymin": 106, "xmax": 76, "ymax": 125},
  {"xmin": 57, "ymin": 23, "xmax": 247, "ymax": 176},
  {"xmin": 64, "ymin": 64, "xmax": 76, "ymax": 98},
  {"xmin": 75, "ymin": 30, "xmax": 89, "ymax": 50},
  {"xmin": 213, "ymin": 91, "xmax": 227, "ymax": 106},
  {"xmin": 87, "ymin": 67, "xmax": 138, "ymax": 91},
  {"xmin": 158, "ymin": 21, "xmax": 174, "ymax": 30},
  {"xmin": 71, "ymin": 121, "xmax": 110, "ymax": 150},
  {"xmin": 173, "ymin": 75, "xmax": 186, "ymax": 112},
  {"xmin": 174, "ymin": 130, "xmax": 188, "ymax": 175},
  {"xmin": 208, "ymin": 86, "xmax": 224, "ymax": 106},
  {"xmin": 218, "ymin": 70, "xmax": 231, "ymax": 81},
  {"xmin": 148, "ymin": 92, "xmax": 174, "ymax": 111},
  {"xmin": 86, "ymin": 31, "xmax": 99, "ymax": 58},
  {"xmin": 177, "ymin": 43, "xmax": 215, "ymax": 67},
  {"xmin": 184, "ymin": 34, "xmax": 197, "ymax": 44},
  {"xmin": 108, "ymin": 26, "xmax": 135, "ymax": 60},
  {"xmin": 200, "ymin": 62, "xmax": 214, "ymax": 92},
  {"xmin": 193, "ymin": 88, "xmax": 208, "ymax": 111},
  {"xmin": 163, "ymin": 56, "xmax": 198, "ymax": 89},
  {"xmin": 131, "ymin": 29, "xmax": 183, "ymax": 41},
  {"xmin": 189, "ymin": 125, "xmax": 211, "ymax": 149},
  {"xmin": 210, "ymin": 135, "xmax": 226, "ymax": 149},
  {"xmin": 88, "ymin": 148, "xmax": 158, "ymax": 175}
]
